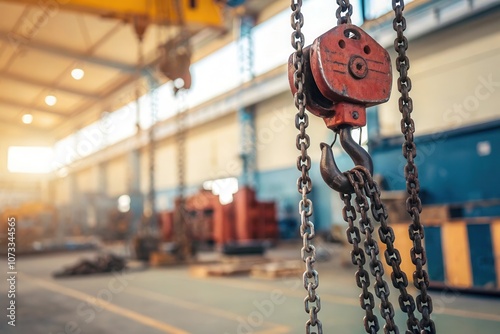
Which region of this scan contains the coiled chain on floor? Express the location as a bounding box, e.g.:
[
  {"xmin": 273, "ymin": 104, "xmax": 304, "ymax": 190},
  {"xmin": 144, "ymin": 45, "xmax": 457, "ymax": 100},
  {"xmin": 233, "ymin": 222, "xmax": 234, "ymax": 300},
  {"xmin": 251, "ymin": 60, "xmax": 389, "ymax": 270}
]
[
  {"xmin": 392, "ymin": 1, "xmax": 435, "ymax": 333},
  {"xmin": 290, "ymin": 1, "xmax": 322, "ymax": 333}
]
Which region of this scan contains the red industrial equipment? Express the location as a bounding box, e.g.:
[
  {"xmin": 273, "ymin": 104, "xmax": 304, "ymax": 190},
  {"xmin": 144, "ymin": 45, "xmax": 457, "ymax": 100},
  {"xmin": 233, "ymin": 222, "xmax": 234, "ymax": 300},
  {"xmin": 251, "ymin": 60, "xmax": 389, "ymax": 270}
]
[{"xmin": 157, "ymin": 186, "xmax": 278, "ymax": 245}]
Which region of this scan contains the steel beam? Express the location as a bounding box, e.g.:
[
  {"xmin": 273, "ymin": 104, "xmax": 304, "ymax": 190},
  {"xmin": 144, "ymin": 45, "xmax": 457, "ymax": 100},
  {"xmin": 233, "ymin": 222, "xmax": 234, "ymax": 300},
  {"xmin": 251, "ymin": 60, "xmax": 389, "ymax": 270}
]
[
  {"xmin": 0, "ymin": 31, "xmax": 137, "ymax": 73},
  {"xmin": 0, "ymin": 97, "xmax": 68, "ymax": 117},
  {"xmin": 0, "ymin": 118, "xmax": 49, "ymax": 131},
  {"xmin": 0, "ymin": 71, "xmax": 100, "ymax": 99}
]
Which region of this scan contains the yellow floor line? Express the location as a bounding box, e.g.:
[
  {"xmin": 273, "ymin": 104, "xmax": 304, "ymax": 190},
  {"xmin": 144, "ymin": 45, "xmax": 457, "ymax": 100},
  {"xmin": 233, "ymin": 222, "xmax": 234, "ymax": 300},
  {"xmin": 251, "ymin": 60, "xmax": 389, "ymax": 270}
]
[
  {"xmin": 126, "ymin": 286, "xmax": 291, "ymax": 333},
  {"xmin": 23, "ymin": 275, "xmax": 190, "ymax": 334}
]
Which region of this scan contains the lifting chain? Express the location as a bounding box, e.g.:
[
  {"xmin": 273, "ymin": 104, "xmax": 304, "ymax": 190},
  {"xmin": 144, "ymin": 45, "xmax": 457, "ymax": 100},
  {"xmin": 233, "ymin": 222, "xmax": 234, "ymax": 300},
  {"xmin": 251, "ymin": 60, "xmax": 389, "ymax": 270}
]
[
  {"xmin": 343, "ymin": 167, "xmax": 423, "ymax": 334},
  {"xmin": 290, "ymin": 1, "xmax": 322, "ymax": 333},
  {"xmin": 392, "ymin": 1, "xmax": 435, "ymax": 333},
  {"xmin": 290, "ymin": 1, "xmax": 436, "ymax": 333},
  {"xmin": 148, "ymin": 78, "xmax": 158, "ymax": 230},
  {"xmin": 340, "ymin": 190, "xmax": 380, "ymax": 333},
  {"xmin": 346, "ymin": 168, "xmax": 399, "ymax": 333},
  {"xmin": 175, "ymin": 88, "xmax": 191, "ymax": 260},
  {"xmin": 176, "ymin": 89, "xmax": 187, "ymax": 202}
]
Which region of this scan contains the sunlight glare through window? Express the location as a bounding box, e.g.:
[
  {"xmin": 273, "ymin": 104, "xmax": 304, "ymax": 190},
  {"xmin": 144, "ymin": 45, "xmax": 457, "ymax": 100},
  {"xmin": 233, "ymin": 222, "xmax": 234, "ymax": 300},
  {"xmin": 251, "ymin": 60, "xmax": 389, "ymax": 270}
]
[{"xmin": 8, "ymin": 146, "xmax": 53, "ymax": 174}]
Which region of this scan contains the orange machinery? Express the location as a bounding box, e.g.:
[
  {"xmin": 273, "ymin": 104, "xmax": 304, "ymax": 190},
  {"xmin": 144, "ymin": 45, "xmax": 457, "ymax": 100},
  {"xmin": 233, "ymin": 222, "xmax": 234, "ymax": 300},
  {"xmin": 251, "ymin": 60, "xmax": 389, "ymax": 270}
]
[{"xmin": 0, "ymin": 202, "xmax": 57, "ymax": 254}]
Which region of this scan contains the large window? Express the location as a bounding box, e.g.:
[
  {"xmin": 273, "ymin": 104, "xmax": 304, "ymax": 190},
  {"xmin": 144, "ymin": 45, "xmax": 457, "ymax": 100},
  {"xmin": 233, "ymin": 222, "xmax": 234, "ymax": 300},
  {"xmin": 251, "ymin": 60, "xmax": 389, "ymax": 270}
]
[
  {"xmin": 363, "ymin": 0, "xmax": 414, "ymax": 20},
  {"xmin": 8, "ymin": 146, "xmax": 53, "ymax": 174}
]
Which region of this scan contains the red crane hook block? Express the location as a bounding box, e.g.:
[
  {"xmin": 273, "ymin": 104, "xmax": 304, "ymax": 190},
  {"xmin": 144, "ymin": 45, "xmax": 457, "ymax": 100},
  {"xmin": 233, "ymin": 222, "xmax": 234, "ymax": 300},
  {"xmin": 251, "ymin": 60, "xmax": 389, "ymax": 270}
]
[{"xmin": 289, "ymin": 24, "xmax": 392, "ymax": 131}]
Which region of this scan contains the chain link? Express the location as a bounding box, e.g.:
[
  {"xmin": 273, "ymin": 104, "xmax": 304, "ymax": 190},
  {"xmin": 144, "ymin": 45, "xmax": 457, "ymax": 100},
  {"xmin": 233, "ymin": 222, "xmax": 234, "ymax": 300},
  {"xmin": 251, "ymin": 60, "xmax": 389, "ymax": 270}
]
[
  {"xmin": 175, "ymin": 88, "xmax": 187, "ymax": 201},
  {"xmin": 336, "ymin": 0, "xmax": 353, "ymax": 25},
  {"xmin": 346, "ymin": 170, "xmax": 400, "ymax": 333},
  {"xmin": 392, "ymin": 2, "xmax": 435, "ymax": 333},
  {"xmin": 359, "ymin": 166, "xmax": 421, "ymax": 334},
  {"xmin": 341, "ymin": 191, "xmax": 379, "ymax": 334},
  {"xmin": 291, "ymin": 1, "xmax": 322, "ymax": 333},
  {"xmin": 175, "ymin": 88, "xmax": 191, "ymax": 260},
  {"xmin": 148, "ymin": 78, "xmax": 158, "ymax": 231}
]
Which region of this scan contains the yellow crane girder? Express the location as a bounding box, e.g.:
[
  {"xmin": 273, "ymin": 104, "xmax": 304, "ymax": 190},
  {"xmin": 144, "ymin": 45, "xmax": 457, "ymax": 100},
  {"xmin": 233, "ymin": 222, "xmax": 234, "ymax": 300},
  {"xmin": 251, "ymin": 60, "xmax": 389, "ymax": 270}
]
[{"xmin": 3, "ymin": 0, "xmax": 224, "ymax": 28}]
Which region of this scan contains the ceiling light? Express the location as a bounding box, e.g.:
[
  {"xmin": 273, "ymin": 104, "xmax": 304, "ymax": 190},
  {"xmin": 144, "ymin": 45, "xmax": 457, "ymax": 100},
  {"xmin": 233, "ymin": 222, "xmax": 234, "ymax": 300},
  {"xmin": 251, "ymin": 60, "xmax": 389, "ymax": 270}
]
[
  {"xmin": 173, "ymin": 78, "xmax": 185, "ymax": 89},
  {"xmin": 71, "ymin": 68, "xmax": 85, "ymax": 80},
  {"xmin": 22, "ymin": 114, "xmax": 33, "ymax": 124},
  {"xmin": 45, "ymin": 95, "xmax": 57, "ymax": 106}
]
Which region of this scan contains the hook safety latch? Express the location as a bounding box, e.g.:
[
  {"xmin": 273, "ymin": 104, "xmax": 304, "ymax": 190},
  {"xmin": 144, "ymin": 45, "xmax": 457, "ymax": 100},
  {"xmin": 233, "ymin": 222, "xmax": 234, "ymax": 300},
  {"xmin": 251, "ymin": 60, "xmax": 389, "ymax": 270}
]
[{"xmin": 288, "ymin": 24, "xmax": 392, "ymax": 194}]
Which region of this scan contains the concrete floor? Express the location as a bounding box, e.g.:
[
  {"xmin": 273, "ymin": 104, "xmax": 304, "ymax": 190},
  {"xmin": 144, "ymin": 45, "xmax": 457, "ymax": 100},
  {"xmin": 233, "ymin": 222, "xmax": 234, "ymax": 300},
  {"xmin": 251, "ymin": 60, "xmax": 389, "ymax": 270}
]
[{"xmin": 1, "ymin": 243, "xmax": 500, "ymax": 334}]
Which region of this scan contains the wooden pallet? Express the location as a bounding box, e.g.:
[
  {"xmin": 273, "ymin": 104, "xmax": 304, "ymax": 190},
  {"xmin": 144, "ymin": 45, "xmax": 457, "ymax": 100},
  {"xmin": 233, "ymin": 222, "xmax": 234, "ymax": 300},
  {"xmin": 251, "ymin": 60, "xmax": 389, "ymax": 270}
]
[
  {"xmin": 220, "ymin": 255, "xmax": 269, "ymax": 265},
  {"xmin": 189, "ymin": 255, "xmax": 270, "ymax": 277},
  {"xmin": 149, "ymin": 251, "xmax": 179, "ymax": 267},
  {"xmin": 189, "ymin": 262, "xmax": 254, "ymax": 277},
  {"xmin": 250, "ymin": 261, "xmax": 303, "ymax": 279}
]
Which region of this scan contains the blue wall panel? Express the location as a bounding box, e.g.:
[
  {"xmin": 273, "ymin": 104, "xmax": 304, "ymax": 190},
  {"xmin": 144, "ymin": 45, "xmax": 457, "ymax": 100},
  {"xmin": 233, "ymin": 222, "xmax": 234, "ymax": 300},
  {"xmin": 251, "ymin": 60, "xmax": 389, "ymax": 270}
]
[
  {"xmin": 371, "ymin": 120, "xmax": 500, "ymax": 213},
  {"xmin": 467, "ymin": 223, "xmax": 497, "ymax": 287},
  {"xmin": 424, "ymin": 226, "xmax": 445, "ymax": 282}
]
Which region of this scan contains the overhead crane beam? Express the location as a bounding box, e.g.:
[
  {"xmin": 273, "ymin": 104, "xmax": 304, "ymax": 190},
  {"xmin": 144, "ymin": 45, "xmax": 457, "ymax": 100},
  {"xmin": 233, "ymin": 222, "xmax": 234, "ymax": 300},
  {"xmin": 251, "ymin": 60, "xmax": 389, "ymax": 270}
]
[{"xmin": 0, "ymin": 0, "xmax": 224, "ymax": 28}]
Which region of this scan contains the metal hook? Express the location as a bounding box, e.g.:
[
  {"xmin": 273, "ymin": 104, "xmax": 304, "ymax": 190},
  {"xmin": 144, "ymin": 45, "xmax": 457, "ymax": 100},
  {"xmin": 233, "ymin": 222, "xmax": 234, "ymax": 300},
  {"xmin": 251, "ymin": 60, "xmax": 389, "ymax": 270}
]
[{"xmin": 319, "ymin": 127, "xmax": 373, "ymax": 194}]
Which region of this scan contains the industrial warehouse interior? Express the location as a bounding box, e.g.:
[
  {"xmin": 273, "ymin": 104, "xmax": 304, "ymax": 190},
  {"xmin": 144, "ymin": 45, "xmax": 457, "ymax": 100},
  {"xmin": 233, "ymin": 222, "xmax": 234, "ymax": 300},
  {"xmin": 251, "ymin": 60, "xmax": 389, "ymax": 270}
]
[{"xmin": 1, "ymin": 0, "xmax": 500, "ymax": 333}]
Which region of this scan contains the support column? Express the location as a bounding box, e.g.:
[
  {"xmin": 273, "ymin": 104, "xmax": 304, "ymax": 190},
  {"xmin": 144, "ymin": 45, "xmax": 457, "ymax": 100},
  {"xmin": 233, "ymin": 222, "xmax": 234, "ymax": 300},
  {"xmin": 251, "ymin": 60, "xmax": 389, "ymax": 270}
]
[
  {"xmin": 127, "ymin": 149, "xmax": 143, "ymax": 235},
  {"xmin": 127, "ymin": 149, "xmax": 141, "ymax": 195},
  {"xmin": 97, "ymin": 162, "xmax": 107, "ymax": 195},
  {"xmin": 238, "ymin": 14, "xmax": 257, "ymax": 188},
  {"xmin": 146, "ymin": 74, "xmax": 159, "ymax": 231}
]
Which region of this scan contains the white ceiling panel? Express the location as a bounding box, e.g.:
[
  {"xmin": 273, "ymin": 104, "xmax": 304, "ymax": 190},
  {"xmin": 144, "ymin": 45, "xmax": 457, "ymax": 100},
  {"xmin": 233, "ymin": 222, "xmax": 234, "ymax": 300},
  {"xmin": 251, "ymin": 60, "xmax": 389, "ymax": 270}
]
[
  {"xmin": 70, "ymin": 14, "xmax": 121, "ymax": 47},
  {"xmin": 30, "ymin": 111, "xmax": 62, "ymax": 128},
  {"xmin": 0, "ymin": 102, "xmax": 22, "ymax": 120},
  {"xmin": 57, "ymin": 62, "xmax": 124, "ymax": 96},
  {"xmin": 92, "ymin": 24, "xmax": 142, "ymax": 66},
  {"xmin": 33, "ymin": 12, "xmax": 90, "ymax": 53},
  {"xmin": 0, "ymin": 2, "xmax": 26, "ymax": 31},
  {"xmin": 0, "ymin": 78, "xmax": 41, "ymax": 102},
  {"xmin": 31, "ymin": 90, "xmax": 87, "ymax": 115},
  {"xmin": 0, "ymin": 41, "xmax": 17, "ymax": 69},
  {"xmin": 7, "ymin": 49, "xmax": 72, "ymax": 81}
]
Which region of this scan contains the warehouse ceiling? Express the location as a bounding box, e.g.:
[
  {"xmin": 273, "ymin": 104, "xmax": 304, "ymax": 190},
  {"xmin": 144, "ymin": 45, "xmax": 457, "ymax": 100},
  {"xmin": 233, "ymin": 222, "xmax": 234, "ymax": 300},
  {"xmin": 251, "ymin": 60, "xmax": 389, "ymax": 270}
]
[{"xmin": 0, "ymin": 0, "xmax": 284, "ymax": 139}]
